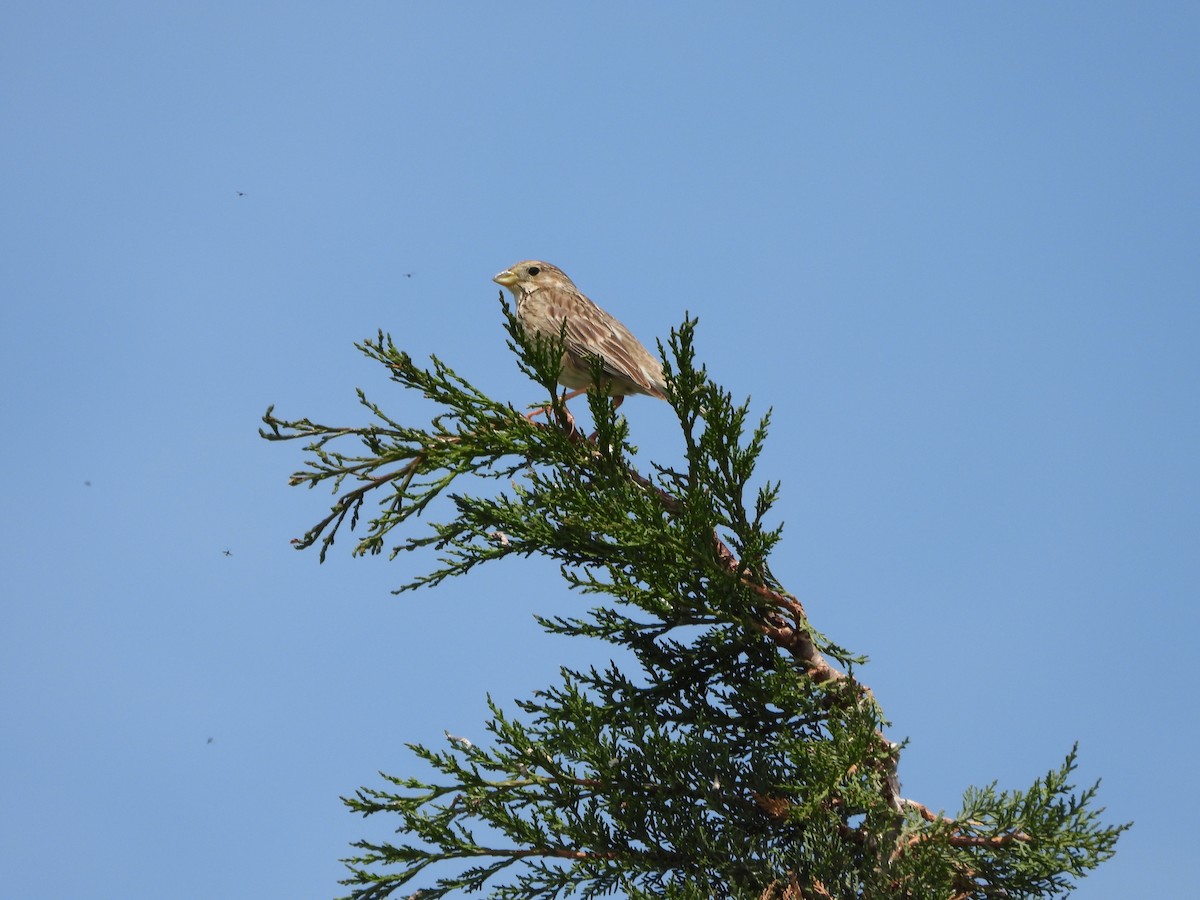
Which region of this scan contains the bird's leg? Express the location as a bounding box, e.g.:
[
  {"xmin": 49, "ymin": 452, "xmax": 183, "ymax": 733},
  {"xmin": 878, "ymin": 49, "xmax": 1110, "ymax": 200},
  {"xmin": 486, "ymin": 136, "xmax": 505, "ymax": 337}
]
[
  {"xmin": 524, "ymin": 387, "xmax": 587, "ymax": 431},
  {"xmin": 551, "ymin": 387, "xmax": 580, "ymax": 433}
]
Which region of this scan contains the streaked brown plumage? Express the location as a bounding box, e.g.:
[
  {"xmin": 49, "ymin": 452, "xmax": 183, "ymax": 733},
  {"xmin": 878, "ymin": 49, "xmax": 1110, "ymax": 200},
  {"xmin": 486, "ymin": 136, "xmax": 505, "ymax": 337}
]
[{"xmin": 492, "ymin": 260, "xmax": 667, "ymax": 409}]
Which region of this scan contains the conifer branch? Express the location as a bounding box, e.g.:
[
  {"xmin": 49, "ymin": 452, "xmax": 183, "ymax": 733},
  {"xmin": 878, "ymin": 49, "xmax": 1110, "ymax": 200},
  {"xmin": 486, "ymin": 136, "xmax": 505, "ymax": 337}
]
[{"xmin": 264, "ymin": 298, "xmax": 1128, "ymax": 898}]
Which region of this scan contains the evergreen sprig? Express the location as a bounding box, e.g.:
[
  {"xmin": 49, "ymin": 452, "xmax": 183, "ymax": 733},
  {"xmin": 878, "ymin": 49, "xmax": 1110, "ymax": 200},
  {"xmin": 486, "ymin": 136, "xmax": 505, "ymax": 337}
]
[{"xmin": 263, "ymin": 297, "xmax": 1128, "ymax": 898}]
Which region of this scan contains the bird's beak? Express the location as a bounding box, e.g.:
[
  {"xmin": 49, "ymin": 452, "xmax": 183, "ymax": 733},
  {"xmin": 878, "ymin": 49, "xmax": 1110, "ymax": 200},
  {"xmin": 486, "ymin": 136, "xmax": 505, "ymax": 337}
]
[{"xmin": 493, "ymin": 269, "xmax": 519, "ymax": 287}]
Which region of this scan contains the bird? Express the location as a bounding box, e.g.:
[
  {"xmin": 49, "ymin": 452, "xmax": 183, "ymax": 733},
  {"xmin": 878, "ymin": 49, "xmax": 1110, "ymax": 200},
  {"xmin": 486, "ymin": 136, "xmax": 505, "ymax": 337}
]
[{"xmin": 492, "ymin": 261, "xmax": 667, "ymax": 413}]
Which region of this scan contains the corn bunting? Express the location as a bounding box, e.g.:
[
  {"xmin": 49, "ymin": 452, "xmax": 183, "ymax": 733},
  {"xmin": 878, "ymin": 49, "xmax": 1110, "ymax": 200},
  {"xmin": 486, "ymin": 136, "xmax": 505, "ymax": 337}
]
[{"xmin": 492, "ymin": 260, "xmax": 667, "ymax": 410}]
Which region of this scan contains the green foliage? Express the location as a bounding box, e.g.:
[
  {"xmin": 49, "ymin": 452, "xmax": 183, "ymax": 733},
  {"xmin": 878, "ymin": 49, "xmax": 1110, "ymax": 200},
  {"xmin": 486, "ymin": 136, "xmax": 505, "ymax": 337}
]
[{"xmin": 262, "ymin": 299, "xmax": 1128, "ymax": 899}]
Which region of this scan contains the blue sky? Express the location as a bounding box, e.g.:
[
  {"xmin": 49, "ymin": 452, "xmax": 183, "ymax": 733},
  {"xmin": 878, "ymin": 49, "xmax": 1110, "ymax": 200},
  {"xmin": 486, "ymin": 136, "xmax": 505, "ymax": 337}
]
[{"xmin": 2, "ymin": 3, "xmax": 1196, "ymax": 897}]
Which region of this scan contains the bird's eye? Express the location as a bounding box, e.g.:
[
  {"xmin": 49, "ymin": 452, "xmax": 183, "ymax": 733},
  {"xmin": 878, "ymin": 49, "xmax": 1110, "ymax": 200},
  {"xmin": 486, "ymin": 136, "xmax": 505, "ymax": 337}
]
[{"xmin": 527, "ymin": 266, "xmax": 541, "ymax": 276}]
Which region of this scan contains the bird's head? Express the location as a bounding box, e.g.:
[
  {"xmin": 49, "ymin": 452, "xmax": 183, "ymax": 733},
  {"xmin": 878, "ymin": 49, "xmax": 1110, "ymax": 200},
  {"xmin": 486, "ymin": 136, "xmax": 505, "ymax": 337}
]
[{"xmin": 493, "ymin": 260, "xmax": 573, "ymax": 295}]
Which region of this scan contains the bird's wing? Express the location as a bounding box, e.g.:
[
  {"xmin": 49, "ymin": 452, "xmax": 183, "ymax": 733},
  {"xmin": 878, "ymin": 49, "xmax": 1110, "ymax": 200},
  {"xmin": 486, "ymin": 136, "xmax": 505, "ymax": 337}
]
[{"xmin": 538, "ymin": 286, "xmax": 666, "ymax": 397}]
